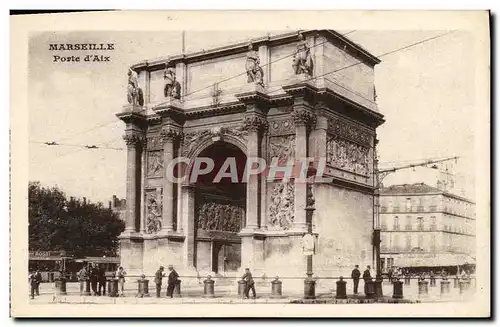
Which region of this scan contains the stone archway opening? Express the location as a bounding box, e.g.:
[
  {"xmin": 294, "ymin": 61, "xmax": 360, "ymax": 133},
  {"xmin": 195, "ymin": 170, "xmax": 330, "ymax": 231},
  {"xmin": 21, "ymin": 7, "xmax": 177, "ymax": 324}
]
[{"xmin": 192, "ymin": 141, "xmax": 247, "ymax": 276}]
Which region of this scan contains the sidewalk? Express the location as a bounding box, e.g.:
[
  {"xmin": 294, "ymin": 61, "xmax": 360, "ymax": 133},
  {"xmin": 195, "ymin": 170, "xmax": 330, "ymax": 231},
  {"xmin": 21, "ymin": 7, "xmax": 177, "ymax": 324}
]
[{"xmin": 29, "ymin": 280, "xmax": 475, "ymax": 305}]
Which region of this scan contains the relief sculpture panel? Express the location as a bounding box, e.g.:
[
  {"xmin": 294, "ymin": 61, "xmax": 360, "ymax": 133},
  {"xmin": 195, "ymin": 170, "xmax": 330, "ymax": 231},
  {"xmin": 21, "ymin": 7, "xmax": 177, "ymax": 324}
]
[
  {"xmin": 268, "ymin": 183, "xmax": 295, "ymax": 230},
  {"xmin": 197, "ymin": 202, "xmax": 243, "ymax": 233},
  {"xmin": 326, "ymin": 135, "xmax": 371, "ymax": 176},
  {"xmin": 328, "ymin": 117, "xmax": 374, "ymax": 147},
  {"xmin": 268, "ymin": 135, "xmax": 295, "ymax": 165},
  {"xmin": 147, "ymin": 150, "xmax": 164, "ymax": 178},
  {"xmin": 145, "ymin": 188, "xmax": 162, "ymax": 234}
]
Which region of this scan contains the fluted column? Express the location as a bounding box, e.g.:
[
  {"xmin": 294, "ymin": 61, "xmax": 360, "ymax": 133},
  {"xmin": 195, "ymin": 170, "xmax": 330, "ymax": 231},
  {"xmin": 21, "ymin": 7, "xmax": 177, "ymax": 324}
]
[
  {"xmin": 123, "ymin": 133, "xmax": 145, "ymax": 233},
  {"xmin": 160, "ymin": 126, "xmax": 182, "ymax": 234},
  {"xmin": 291, "ymin": 109, "xmax": 316, "ymax": 232},
  {"xmin": 242, "ymin": 115, "xmax": 268, "ymax": 231}
]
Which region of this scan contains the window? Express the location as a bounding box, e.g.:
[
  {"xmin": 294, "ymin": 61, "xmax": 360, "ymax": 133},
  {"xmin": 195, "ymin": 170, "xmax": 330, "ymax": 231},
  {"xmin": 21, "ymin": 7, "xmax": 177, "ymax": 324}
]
[
  {"xmin": 405, "ymin": 234, "xmax": 412, "ymax": 250},
  {"xmin": 405, "ymin": 216, "xmax": 412, "ymax": 231},
  {"xmin": 430, "ymin": 235, "xmax": 436, "ymax": 251},
  {"xmin": 380, "ymin": 216, "xmax": 387, "ymax": 231},
  {"xmin": 430, "ymin": 216, "xmax": 437, "ymax": 231},
  {"xmin": 406, "ymin": 198, "xmax": 412, "ymax": 212},
  {"xmin": 417, "ymin": 217, "xmax": 424, "ymax": 231},
  {"xmin": 417, "ymin": 234, "xmax": 424, "ymax": 250},
  {"xmin": 393, "ymin": 235, "xmax": 400, "ymax": 251},
  {"xmin": 393, "ymin": 216, "xmax": 400, "ymax": 231}
]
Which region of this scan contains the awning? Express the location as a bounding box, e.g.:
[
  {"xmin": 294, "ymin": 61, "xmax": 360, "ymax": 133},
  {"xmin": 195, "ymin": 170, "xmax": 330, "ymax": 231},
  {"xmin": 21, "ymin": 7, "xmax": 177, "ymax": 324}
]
[{"xmin": 392, "ymin": 253, "xmax": 476, "ymax": 268}]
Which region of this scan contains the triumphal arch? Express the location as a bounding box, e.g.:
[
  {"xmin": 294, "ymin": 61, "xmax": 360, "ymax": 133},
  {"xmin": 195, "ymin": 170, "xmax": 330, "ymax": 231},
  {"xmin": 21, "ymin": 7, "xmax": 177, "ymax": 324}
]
[{"xmin": 117, "ymin": 30, "xmax": 384, "ymax": 282}]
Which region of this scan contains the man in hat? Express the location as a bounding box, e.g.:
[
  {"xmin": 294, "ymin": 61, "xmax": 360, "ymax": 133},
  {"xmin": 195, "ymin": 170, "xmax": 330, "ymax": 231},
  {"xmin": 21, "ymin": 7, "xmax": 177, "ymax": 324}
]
[
  {"xmin": 166, "ymin": 265, "xmax": 179, "ymax": 298},
  {"xmin": 351, "ymin": 265, "xmax": 361, "ymax": 295},
  {"xmin": 242, "ymin": 268, "xmax": 256, "ymax": 299},
  {"xmin": 363, "ymin": 265, "xmax": 372, "ymax": 295},
  {"xmin": 28, "ymin": 271, "xmax": 38, "ymax": 299},
  {"xmin": 154, "ymin": 266, "xmax": 165, "ymax": 298}
]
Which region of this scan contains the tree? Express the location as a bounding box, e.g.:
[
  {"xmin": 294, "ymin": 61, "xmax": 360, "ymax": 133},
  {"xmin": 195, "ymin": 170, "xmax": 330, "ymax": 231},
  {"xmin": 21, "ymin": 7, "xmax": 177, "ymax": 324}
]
[{"xmin": 28, "ymin": 181, "xmax": 125, "ymax": 257}]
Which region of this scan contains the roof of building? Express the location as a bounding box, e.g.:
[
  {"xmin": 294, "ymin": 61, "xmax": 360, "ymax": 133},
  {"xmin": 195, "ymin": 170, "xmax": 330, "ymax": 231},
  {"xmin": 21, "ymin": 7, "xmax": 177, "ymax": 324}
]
[
  {"xmin": 131, "ymin": 29, "xmax": 381, "ymax": 72},
  {"xmin": 380, "ymin": 183, "xmax": 475, "ymax": 204},
  {"xmin": 381, "ymin": 183, "xmax": 442, "ymax": 195}
]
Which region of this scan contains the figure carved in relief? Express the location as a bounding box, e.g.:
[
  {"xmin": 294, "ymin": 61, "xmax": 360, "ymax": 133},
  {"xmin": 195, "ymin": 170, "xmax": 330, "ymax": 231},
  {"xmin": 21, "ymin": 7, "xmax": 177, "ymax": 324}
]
[
  {"xmin": 269, "ymin": 183, "xmax": 294, "ymax": 230},
  {"xmin": 245, "ymin": 43, "xmax": 264, "ymax": 87},
  {"xmin": 197, "ymin": 202, "xmax": 242, "ymax": 233},
  {"xmin": 127, "ymin": 68, "xmax": 144, "ymax": 106},
  {"xmin": 147, "ymin": 151, "xmax": 164, "ymax": 177},
  {"xmin": 164, "ymin": 61, "xmax": 181, "ymax": 100},
  {"xmin": 292, "ymin": 33, "xmax": 314, "ymax": 76},
  {"xmin": 146, "ymin": 196, "xmax": 162, "ymax": 234},
  {"xmin": 269, "ymin": 135, "xmax": 295, "ymax": 165}
]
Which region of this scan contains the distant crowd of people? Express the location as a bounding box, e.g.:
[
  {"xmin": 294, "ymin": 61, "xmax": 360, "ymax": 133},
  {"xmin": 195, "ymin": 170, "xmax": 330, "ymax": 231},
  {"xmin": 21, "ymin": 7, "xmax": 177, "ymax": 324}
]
[{"xmin": 77, "ymin": 264, "xmax": 127, "ymax": 296}]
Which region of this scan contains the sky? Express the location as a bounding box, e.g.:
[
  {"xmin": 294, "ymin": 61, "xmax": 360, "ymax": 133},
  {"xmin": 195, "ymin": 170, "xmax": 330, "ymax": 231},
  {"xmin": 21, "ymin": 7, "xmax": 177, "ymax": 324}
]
[{"xmin": 28, "ymin": 29, "xmax": 477, "ymax": 203}]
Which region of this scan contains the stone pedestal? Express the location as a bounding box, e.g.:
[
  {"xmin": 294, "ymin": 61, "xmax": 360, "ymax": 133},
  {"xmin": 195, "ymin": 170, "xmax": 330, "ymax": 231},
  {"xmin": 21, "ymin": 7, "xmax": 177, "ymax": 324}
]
[
  {"xmin": 336, "ymin": 278, "xmax": 347, "ymax": 299},
  {"xmin": 54, "ymin": 278, "xmax": 67, "ymax": 296},
  {"xmin": 137, "ymin": 278, "xmax": 150, "ymax": 297},
  {"xmin": 271, "ymin": 277, "xmax": 283, "ymax": 298},
  {"xmin": 238, "ymin": 280, "xmax": 247, "ymax": 298},
  {"xmin": 392, "ymin": 280, "xmax": 404, "ymax": 299},
  {"xmin": 203, "ymin": 277, "xmax": 215, "ymax": 298},
  {"xmin": 418, "ymin": 280, "xmax": 429, "ymax": 296},
  {"xmin": 440, "ymin": 279, "xmax": 451, "ymax": 296},
  {"xmin": 107, "ymin": 279, "xmax": 119, "ymax": 297},
  {"xmin": 304, "ymin": 278, "xmax": 316, "ymax": 299}
]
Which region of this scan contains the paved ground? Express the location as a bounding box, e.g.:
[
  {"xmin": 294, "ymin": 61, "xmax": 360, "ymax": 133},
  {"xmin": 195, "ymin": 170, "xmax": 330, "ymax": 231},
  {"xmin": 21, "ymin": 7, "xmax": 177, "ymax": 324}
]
[{"xmin": 29, "ymin": 279, "xmax": 476, "ymax": 304}]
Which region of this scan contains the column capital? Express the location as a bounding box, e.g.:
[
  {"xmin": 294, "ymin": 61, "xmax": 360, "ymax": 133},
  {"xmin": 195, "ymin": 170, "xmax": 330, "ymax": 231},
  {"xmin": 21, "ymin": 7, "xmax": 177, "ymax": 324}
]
[
  {"xmin": 160, "ymin": 125, "xmax": 183, "ymax": 143},
  {"xmin": 292, "ymin": 108, "xmax": 317, "ymax": 128},
  {"xmin": 243, "ymin": 114, "xmax": 268, "ymax": 133},
  {"xmin": 123, "ymin": 133, "xmax": 146, "ymax": 147}
]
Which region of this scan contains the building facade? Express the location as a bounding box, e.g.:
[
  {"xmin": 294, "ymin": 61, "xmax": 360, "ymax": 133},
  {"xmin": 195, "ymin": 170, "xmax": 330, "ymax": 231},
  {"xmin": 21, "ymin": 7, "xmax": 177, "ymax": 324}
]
[
  {"xmin": 379, "ymin": 183, "xmax": 476, "ymax": 272},
  {"xmin": 116, "ymin": 30, "xmax": 385, "ymax": 281}
]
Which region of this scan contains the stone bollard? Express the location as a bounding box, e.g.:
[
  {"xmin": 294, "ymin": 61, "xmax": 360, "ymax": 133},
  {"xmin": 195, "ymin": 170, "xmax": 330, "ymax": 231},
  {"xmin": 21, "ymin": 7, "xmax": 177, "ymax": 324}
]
[
  {"xmin": 107, "ymin": 279, "xmax": 118, "ymax": 297},
  {"xmin": 54, "ymin": 277, "xmax": 67, "ymax": 295},
  {"xmin": 374, "ymin": 276, "xmax": 383, "ymax": 298},
  {"xmin": 418, "ymin": 279, "xmax": 429, "ymax": 296},
  {"xmin": 270, "ymin": 277, "xmax": 282, "ymax": 299},
  {"xmin": 392, "ymin": 279, "xmax": 404, "ymax": 299},
  {"xmin": 173, "ymin": 280, "xmax": 181, "ymax": 298},
  {"xmin": 404, "ymin": 275, "xmax": 411, "ymax": 285},
  {"xmin": 85, "ymin": 279, "xmax": 91, "ymax": 295},
  {"xmin": 440, "ymin": 278, "xmax": 450, "ymax": 296},
  {"xmin": 203, "ymin": 276, "xmax": 215, "ymax": 298},
  {"xmin": 237, "ymin": 279, "xmax": 246, "ymax": 299},
  {"xmin": 336, "ymin": 277, "xmax": 347, "ymax": 299},
  {"xmin": 365, "ymin": 280, "xmax": 375, "ymax": 299},
  {"xmin": 304, "ymin": 277, "xmax": 316, "ymax": 300},
  {"xmin": 136, "ymin": 276, "xmax": 150, "ymax": 298},
  {"xmin": 430, "ymin": 275, "xmax": 436, "ymax": 287},
  {"xmin": 79, "ymin": 280, "xmax": 89, "ymax": 296},
  {"xmin": 454, "ymin": 275, "xmax": 459, "ymax": 288}
]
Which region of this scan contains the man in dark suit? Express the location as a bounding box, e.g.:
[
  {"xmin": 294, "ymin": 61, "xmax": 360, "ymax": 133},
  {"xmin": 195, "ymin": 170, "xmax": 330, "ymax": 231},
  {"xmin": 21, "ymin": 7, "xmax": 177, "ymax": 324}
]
[
  {"xmin": 242, "ymin": 268, "xmax": 256, "ymax": 299},
  {"xmin": 34, "ymin": 270, "xmax": 42, "ymax": 296},
  {"xmin": 97, "ymin": 265, "xmax": 107, "ymax": 296},
  {"xmin": 154, "ymin": 266, "xmax": 164, "ymax": 298},
  {"xmin": 90, "ymin": 263, "xmax": 99, "ymax": 296},
  {"xmin": 166, "ymin": 265, "xmax": 179, "ymax": 298},
  {"xmin": 363, "ymin": 265, "xmax": 372, "ymax": 295},
  {"xmin": 351, "ymin": 265, "xmax": 361, "ymax": 294}
]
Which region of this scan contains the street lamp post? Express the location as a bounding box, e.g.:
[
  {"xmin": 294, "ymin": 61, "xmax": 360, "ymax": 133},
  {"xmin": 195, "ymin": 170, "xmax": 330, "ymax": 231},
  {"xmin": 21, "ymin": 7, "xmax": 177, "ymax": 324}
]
[{"xmin": 303, "ymin": 182, "xmax": 316, "ymax": 299}]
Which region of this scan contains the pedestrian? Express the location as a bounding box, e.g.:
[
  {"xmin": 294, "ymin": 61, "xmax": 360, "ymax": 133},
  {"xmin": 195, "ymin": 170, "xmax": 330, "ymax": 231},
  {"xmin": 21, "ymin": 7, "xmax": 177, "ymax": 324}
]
[
  {"xmin": 116, "ymin": 266, "xmax": 127, "ymax": 296},
  {"xmin": 363, "ymin": 265, "xmax": 372, "ymax": 295},
  {"xmin": 28, "ymin": 271, "xmax": 38, "ymax": 299},
  {"xmin": 166, "ymin": 265, "xmax": 179, "ymax": 298},
  {"xmin": 34, "ymin": 269, "xmax": 42, "ymax": 296},
  {"xmin": 351, "ymin": 264, "xmax": 361, "ymax": 294},
  {"xmin": 388, "ymin": 267, "xmax": 393, "ymax": 283},
  {"xmin": 97, "ymin": 265, "xmax": 107, "ymax": 296},
  {"xmin": 90, "ymin": 263, "xmax": 99, "ymax": 296},
  {"xmin": 154, "ymin": 266, "xmax": 164, "ymax": 298},
  {"xmin": 78, "ymin": 266, "xmax": 89, "ymax": 294},
  {"xmin": 241, "ymin": 268, "xmax": 256, "ymax": 299}
]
